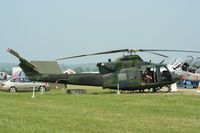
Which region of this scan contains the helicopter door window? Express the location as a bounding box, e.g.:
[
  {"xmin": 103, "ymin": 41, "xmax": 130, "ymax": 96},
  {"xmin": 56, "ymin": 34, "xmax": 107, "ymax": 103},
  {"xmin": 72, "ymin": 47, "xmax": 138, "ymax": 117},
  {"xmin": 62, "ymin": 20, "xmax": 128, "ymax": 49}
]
[
  {"xmin": 129, "ymin": 72, "xmax": 137, "ymax": 80},
  {"xmin": 118, "ymin": 73, "xmax": 127, "ymax": 81}
]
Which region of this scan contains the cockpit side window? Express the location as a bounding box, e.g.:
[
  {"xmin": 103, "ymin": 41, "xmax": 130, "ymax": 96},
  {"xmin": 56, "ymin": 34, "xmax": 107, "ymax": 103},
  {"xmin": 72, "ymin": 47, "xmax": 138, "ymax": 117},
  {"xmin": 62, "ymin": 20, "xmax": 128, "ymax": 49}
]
[{"xmin": 159, "ymin": 66, "xmax": 171, "ymax": 80}]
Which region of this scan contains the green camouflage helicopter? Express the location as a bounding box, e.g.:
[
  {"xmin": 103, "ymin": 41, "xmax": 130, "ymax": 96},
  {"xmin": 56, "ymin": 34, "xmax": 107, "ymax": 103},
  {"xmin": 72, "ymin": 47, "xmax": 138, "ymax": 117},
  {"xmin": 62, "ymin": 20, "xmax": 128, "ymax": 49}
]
[{"xmin": 7, "ymin": 48, "xmax": 200, "ymax": 92}]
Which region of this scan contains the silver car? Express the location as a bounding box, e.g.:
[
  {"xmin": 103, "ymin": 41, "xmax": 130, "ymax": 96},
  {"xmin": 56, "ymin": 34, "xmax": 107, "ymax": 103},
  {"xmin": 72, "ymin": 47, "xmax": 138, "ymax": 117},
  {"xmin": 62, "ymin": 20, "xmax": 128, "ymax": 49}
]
[{"xmin": 0, "ymin": 77, "xmax": 49, "ymax": 93}]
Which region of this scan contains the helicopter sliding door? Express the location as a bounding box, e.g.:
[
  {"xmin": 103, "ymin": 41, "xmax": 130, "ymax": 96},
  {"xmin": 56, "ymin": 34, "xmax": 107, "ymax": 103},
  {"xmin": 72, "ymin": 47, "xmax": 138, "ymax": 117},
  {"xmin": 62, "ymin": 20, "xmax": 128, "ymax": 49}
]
[
  {"xmin": 102, "ymin": 68, "xmax": 142, "ymax": 90},
  {"xmin": 117, "ymin": 68, "xmax": 142, "ymax": 90}
]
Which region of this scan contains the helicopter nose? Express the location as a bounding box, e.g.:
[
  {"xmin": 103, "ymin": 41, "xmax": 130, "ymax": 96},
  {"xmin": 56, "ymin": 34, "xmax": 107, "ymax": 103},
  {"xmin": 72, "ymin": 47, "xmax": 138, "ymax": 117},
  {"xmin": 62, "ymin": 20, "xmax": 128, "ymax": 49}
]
[{"xmin": 171, "ymin": 72, "xmax": 180, "ymax": 82}]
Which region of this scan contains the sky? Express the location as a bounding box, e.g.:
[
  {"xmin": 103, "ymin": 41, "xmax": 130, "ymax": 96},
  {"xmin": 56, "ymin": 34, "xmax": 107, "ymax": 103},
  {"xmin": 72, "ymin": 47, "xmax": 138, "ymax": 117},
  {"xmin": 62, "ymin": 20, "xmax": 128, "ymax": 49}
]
[{"xmin": 0, "ymin": 0, "xmax": 200, "ymax": 64}]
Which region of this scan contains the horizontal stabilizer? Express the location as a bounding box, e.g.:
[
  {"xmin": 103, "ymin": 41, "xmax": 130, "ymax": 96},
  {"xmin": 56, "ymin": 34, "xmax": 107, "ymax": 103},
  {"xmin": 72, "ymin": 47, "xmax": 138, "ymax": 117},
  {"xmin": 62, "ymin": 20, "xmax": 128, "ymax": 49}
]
[{"xmin": 31, "ymin": 61, "xmax": 62, "ymax": 74}]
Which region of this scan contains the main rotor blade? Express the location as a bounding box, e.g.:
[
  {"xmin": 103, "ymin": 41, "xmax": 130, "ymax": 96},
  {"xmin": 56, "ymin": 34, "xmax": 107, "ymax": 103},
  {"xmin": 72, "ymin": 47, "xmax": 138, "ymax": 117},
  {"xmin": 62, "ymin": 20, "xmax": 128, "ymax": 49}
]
[
  {"xmin": 56, "ymin": 49, "xmax": 130, "ymax": 60},
  {"xmin": 56, "ymin": 48, "xmax": 200, "ymax": 60},
  {"xmin": 146, "ymin": 51, "xmax": 169, "ymax": 58},
  {"xmin": 140, "ymin": 49, "xmax": 200, "ymax": 53}
]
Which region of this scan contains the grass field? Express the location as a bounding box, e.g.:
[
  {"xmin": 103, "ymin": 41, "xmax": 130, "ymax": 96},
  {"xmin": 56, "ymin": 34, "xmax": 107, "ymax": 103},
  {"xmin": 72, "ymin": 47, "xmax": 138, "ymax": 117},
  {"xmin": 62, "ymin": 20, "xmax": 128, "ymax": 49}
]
[{"xmin": 0, "ymin": 85, "xmax": 200, "ymax": 133}]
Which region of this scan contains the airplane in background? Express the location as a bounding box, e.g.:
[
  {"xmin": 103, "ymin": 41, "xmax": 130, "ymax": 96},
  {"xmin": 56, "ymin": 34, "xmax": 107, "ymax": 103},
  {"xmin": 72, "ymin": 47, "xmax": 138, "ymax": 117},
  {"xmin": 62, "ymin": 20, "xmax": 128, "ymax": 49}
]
[{"xmin": 167, "ymin": 56, "xmax": 200, "ymax": 88}]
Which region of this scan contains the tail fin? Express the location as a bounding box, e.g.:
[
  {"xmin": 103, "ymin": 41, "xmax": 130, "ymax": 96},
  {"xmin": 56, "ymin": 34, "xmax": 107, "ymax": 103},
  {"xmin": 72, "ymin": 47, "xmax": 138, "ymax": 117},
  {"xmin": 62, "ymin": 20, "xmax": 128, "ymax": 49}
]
[
  {"xmin": 8, "ymin": 48, "xmax": 62, "ymax": 76},
  {"xmin": 7, "ymin": 48, "xmax": 42, "ymax": 79},
  {"xmin": 8, "ymin": 48, "xmax": 63, "ymax": 82}
]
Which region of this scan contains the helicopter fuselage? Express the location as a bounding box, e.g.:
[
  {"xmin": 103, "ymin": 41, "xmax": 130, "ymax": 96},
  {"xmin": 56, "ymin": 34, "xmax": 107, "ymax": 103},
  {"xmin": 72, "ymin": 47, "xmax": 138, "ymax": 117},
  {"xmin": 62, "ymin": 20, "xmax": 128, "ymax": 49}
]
[
  {"xmin": 8, "ymin": 49, "xmax": 180, "ymax": 91},
  {"xmin": 29, "ymin": 59, "xmax": 179, "ymax": 91}
]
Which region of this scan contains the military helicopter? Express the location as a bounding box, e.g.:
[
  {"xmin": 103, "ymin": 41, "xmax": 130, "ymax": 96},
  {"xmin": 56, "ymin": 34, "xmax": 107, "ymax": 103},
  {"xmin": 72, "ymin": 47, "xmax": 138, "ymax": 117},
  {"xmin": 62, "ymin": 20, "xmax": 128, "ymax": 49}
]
[{"xmin": 7, "ymin": 48, "xmax": 200, "ymax": 92}]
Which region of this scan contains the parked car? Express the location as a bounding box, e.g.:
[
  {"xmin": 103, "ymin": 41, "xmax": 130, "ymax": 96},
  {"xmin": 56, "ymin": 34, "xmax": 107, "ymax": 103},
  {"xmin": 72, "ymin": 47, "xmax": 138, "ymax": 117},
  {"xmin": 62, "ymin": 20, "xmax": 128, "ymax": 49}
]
[{"xmin": 0, "ymin": 77, "xmax": 49, "ymax": 93}]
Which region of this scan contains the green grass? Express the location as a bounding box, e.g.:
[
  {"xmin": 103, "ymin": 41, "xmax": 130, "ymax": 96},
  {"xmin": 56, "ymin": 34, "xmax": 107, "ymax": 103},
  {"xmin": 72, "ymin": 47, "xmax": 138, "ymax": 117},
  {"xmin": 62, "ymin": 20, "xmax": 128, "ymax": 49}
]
[{"xmin": 0, "ymin": 85, "xmax": 200, "ymax": 133}]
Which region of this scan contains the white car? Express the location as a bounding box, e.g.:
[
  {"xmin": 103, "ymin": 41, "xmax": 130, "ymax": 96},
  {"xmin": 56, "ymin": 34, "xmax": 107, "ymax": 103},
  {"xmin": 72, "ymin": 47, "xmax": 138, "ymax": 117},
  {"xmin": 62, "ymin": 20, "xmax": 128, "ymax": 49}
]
[{"xmin": 0, "ymin": 77, "xmax": 49, "ymax": 93}]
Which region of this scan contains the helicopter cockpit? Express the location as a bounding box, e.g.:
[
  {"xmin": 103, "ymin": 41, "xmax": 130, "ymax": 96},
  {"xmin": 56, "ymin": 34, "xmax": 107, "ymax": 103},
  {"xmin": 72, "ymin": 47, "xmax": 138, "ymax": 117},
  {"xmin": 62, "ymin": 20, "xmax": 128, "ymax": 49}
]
[
  {"xmin": 188, "ymin": 57, "xmax": 200, "ymax": 73},
  {"xmin": 181, "ymin": 56, "xmax": 194, "ymax": 71},
  {"xmin": 181, "ymin": 56, "xmax": 200, "ymax": 73}
]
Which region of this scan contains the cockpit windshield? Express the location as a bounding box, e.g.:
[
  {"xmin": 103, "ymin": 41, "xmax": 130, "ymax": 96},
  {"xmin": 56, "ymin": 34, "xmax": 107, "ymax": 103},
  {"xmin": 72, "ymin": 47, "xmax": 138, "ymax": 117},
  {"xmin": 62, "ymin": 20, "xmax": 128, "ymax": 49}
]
[
  {"xmin": 188, "ymin": 57, "xmax": 200, "ymax": 73},
  {"xmin": 181, "ymin": 56, "xmax": 194, "ymax": 71}
]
